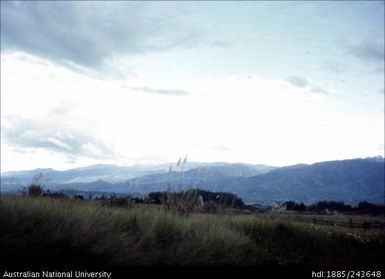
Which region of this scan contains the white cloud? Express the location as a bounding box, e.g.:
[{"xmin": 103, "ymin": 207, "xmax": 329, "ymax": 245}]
[
  {"xmin": 287, "ymin": 76, "xmax": 329, "ymax": 94},
  {"xmin": 1, "ymin": 52, "xmax": 383, "ymax": 172},
  {"xmin": 46, "ymin": 137, "xmax": 72, "ymax": 152},
  {"xmin": 1, "ymin": 1, "xmax": 204, "ymax": 76}
]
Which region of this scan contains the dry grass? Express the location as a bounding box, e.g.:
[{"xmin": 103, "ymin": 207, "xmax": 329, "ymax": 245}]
[{"xmin": 1, "ymin": 195, "xmax": 384, "ymax": 268}]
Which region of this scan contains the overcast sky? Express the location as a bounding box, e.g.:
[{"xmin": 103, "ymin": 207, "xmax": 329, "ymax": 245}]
[{"xmin": 1, "ymin": 1, "xmax": 384, "ymax": 172}]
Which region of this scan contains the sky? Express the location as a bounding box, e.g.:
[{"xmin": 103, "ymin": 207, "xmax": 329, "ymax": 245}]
[{"xmin": 1, "ymin": 1, "xmax": 384, "ymax": 172}]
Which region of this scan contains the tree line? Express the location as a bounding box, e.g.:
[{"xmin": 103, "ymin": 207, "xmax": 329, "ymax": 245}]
[
  {"xmin": 23, "ymin": 183, "xmax": 384, "ymax": 214},
  {"xmin": 284, "ymin": 200, "xmax": 385, "ymax": 214}
]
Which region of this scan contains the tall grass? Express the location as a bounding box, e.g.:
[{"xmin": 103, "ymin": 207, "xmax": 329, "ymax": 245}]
[
  {"xmin": 1, "ymin": 195, "xmax": 384, "ymax": 267},
  {"xmin": 163, "ymin": 189, "xmax": 202, "ymax": 216},
  {"xmin": 163, "ymin": 156, "xmax": 203, "ymax": 215}
]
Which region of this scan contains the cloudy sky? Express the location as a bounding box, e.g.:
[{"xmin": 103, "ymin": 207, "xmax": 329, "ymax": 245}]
[{"xmin": 1, "ymin": 1, "xmax": 384, "ymax": 172}]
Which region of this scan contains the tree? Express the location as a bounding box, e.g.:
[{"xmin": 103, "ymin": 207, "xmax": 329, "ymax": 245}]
[
  {"xmin": 27, "ymin": 173, "xmax": 44, "ymax": 197},
  {"xmin": 28, "ymin": 185, "xmax": 43, "ymax": 197}
]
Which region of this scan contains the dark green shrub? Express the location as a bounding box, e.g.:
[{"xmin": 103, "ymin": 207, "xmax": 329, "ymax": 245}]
[{"xmin": 27, "ymin": 185, "xmax": 43, "ymax": 197}]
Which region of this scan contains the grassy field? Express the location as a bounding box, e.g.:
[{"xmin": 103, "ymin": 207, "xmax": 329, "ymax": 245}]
[
  {"xmin": 251, "ymin": 211, "xmax": 385, "ymax": 234},
  {"xmin": 1, "ymin": 195, "xmax": 384, "ymax": 268}
]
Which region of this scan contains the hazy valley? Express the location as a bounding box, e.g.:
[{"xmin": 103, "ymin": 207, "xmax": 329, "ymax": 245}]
[{"xmin": 2, "ymin": 157, "xmax": 384, "ymax": 205}]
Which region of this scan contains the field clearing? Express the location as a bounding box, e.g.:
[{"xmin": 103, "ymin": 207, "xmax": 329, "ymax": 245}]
[{"xmin": 250, "ymin": 211, "xmax": 385, "ymax": 234}]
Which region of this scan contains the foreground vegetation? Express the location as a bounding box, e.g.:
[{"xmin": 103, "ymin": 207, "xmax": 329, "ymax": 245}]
[{"xmin": 1, "ymin": 195, "xmax": 384, "ymax": 268}]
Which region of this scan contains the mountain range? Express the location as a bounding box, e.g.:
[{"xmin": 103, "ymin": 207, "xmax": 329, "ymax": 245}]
[{"xmin": 1, "ymin": 157, "xmax": 384, "ymax": 205}]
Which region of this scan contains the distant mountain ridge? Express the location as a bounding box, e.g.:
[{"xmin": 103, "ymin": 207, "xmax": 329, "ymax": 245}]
[
  {"xmin": 1, "ymin": 158, "xmax": 384, "ymax": 205},
  {"xmin": 243, "ymin": 158, "xmax": 384, "ymax": 205},
  {"xmin": 0, "ymin": 162, "xmax": 275, "ymax": 189}
]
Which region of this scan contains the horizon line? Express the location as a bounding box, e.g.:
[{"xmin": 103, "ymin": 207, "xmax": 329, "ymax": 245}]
[{"xmin": 1, "ymin": 155, "xmax": 384, "ymax": 174}]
